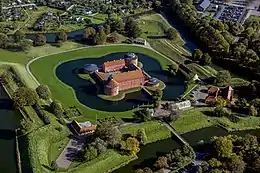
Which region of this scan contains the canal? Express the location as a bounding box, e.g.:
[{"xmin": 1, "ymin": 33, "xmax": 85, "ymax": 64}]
[
  {"xmin": 114, "ymin": 126, "xmax": 260, "ymax": 173},
  {"xmin": 0, "ymin": 86, "xmax": 21, "ymax": 173}
]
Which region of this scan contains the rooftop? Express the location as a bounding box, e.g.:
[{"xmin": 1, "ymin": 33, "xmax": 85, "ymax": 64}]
[
  {"xmin": 104, "ymin": 59, "xmax": 125, "ymax": 68},
  {"xmin": 113, "ymin": 69, "xmax": 144, "ymax": 82}
]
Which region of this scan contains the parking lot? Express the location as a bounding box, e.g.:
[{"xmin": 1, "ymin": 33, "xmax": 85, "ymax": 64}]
[{"xmin": 217, "ymin": 5, "xmax": 246, "ymax": 23}]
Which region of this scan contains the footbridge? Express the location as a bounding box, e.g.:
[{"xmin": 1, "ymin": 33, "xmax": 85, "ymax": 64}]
[
  {"xmin": 160, "ymin": 120, "xmax": 189, "ymax": 146},
  {"xmin": 141, "ymin": 86, "xmax": 153, "ymax": 96}
]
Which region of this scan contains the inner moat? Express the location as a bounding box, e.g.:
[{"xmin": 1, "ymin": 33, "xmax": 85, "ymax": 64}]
[{"xmin": 55, "ymin": 52, "xmax": 186, "ymax": 112}]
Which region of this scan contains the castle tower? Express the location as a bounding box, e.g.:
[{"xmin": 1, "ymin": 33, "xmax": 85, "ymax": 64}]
[
  {"xmin": 104, "ymin": 78, "xmax": 119, "ymax": 96},
  {"xmin": 125, "ymin": 53, "xmax": 138, "ymax": 66}
]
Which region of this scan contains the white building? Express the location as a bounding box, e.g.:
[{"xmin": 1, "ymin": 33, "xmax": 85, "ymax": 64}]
[{"xmin": 170, "ymin": 100, "xmax": 191, "ymax": 111}]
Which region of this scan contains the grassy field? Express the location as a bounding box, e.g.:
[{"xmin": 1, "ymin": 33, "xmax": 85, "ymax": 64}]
[
  {"xmin": 171, "ymin": 107, "xmax": 260, "ymax": 134},
  {"xmin": 69, "ymin": 150, "xmax": 136, "ymax": 173},
  {"xmin": 138, "ymin": 13, "xmax": 189, "ymax": 64},
  {"xmin": 29, "ymin": 45, "xmax": 176, "ymax": 121},
  {"xmin": 120, "ymin": 121, "xmax": 171, "ymax": 144}
]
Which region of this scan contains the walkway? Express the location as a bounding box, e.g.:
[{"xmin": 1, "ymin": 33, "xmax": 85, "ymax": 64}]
[
  {"xmin": 55, "ymin": 137, "xmax": 85, "ymax": 169},
  {"xmin": 160, "ymin": 120, "xmax": 189, "ymax": 146},
  {"xmin": 141, "ymin": 86, "xmax": 153, "ymax": 96}
]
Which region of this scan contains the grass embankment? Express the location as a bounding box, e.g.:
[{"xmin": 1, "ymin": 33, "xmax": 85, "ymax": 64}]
[
  {"xmin": 138, "ymin": 13, "xmax": 189, "ymax": 64},
  {"xmin": 120, "ymin": 121, "xmax": 171, "ymax": 144},
  {"xmin": 0, "ymin": 64, "xmax": 70, "ymax": 173},
  {"xmin": 171, "ymin": 107, "xmax": 260, "ymax": 134},
  {"xmin": 30, "ymin": 45, "xmax": 176, "ymax": 121},
  {"xmin": 70, "ymin": 150, "xmax": 136, "ymax": 173},
  {"xmin": 98, "ymin": 87, "xmax": 142, "ymax": 102}
]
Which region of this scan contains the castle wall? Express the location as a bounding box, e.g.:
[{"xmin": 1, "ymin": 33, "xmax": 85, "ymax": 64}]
[
  {"xmin": 104, "ymin": 86, "xmax": 119, "ymax": 96},
  {"xmin": 118, "ymin": 77, "xmax": 145, "ymax": 91}
]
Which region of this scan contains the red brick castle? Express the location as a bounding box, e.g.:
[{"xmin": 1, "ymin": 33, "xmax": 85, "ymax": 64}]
[{"xmin": 84, "ymin": 53, "xmax": 159, "ymax": 96}]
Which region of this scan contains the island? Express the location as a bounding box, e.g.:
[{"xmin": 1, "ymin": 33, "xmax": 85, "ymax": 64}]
[{"xmin": 78, "ymin": 53, "xmax": 163, "ymax": 101}]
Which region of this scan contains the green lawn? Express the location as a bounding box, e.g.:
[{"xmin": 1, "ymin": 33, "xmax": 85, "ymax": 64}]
[
  {"xmin": 171, "ymin": 107, "xmax": 260, "ymax": 134},
  {"xmin": 138, "ymin": 13, "xmax": 189, "ymax": 64},
  {"xmin": 120, "ymin": 121, "xmax": 171, "ymax": 144},
  {"xmin": 29, "ymin": 45, "xmax": 175, "ymax": 121},
  {"xmin": 69, "ymin": 150, "xmax": 136, "ymax": 173}
]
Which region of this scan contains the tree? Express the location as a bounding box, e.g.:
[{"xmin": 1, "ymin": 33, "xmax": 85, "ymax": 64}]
[
  {"xmin": 167, "ymin": 64, "xmax": 178, "ymax": 76},
  {"xmin": 107, "ymin": 17, "xmax": 124, "ymax": 33},
  {"xmin": 166, "ymin": 28, "xmax": 178, "ymax": 40},
  {"xmin": 34, "ymin": 34, "xmax": 46, "ymax": 46},
  {"xmin": 182, "ymin": 145, "xmax": 196, "ymax": 160},
  {"xmin": 215, "ymin": 70, "xmax": 231, "ymax": 86},
  {"xmin": 122, "ymin": 137, "xmax": 140, "ymax": 155},
  {"xmin": 85, "ymin": 145, "xmax": 98, "ymax": 161},
  {"xmin": 154, "ymin": 156, "xmax": 168, "ymax": 170},
  {"xmin": 214, "ymin": 136, "xmax": 233, "ymax": 158},
  {"xmin": 136, "ymin": 128, "xmax": 147, "ymax": 144},
  {"xmin": 214, "ymin": 106, "xmax": 231, "ymax": 117},
  {"xmin": 13, "ymin": 87, "xmax": 39, "ymax": 107},
  {"xmin": 243, "ymin": 134, "xmax": 258, "ymax": 150},
  {"xmin": 91, "ymin": 137, "xmax": 107, "ymax": 154},
  {"xmin": 133, "ymin": 109, "xmax": 152, "ymax": 122},
  {"xmin": 104, "ymin": 24, "xmax": 111, "ymax": 35},
  {"xmin": 235, "ymin": 98, "xmax": 247, "ymax": 108},
  {"xmin": 251, "ymin": 158, "xmax": 260, "ymax": 173},
  {"xmin": 93, "ymin": 27, "xmax": 107, "ymax": 45},
  {"xmin": 227, "ymin": 154, "xmax": 245, "ymax": 173},
  {"xmin": 95, "ymin": 123, "xmax": 122, "ymax": 147},
  {"xmin": 50, "ymin": 100, "xmax": 64, "ymax": 117},
  {"xmin": 199, "ymin": 53, "xmax": 211, "ymax": 65},
  {"xmin": 192, "ymin": 49, "xmax": 203, "ymax": 61},
  {"xmin": 0, "ymin": 33, "xmax": 9, "ymax": 48},
  {"xmin": 56, "ymin": 31, "xmax": 67, "ymax": 42},
  {"xmin": 208, "ymin": 158, "xmax": 222, "ymax": 168},
  {"xmin": 83, "ymin": 27, "xmax": 96, "ymax": 43},
  {"xmin": 125, "ymin": 17, "xmax": 142, "ymax": 38},
  {"xmin": 14, "ymin": 30, "xmax": 25, "ymax": 42},
  {"xmin": 36, "ymin": 85, "xmax": 51, "ymax": 100},
  {"xmin": 216, "ymin": 97, "xmax": 227, "ymax": 107},
  {"xmin": 249, "ymin": 105, "xmax": 258, "ymax": 116}
]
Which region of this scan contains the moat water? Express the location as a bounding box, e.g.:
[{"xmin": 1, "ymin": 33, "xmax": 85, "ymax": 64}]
[
  {"xmin": 0, "ymin": 86, "xmax": 21, "ymax": 173},
  {"xmin": 114, "ymin": 126, "xmax": 260, "ymax": 173},
  {"xmin": 55, "ymin": 52, "xmax": 186, "ymax": 112}
]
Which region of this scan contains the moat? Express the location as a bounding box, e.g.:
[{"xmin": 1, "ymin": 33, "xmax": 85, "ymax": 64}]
[{"xmin": 55, "ymin": 52, "xmax": 186, "ymax": 112}]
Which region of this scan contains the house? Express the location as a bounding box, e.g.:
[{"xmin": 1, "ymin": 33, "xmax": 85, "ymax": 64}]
[
  {"xmin": 83, "ymin": 9, "xmax": 92, "ymax": 15},
  {"xmin": 170, "ymin": 100, "xmax": 191, "ymax": 111},
  {"xmin": 70, "ymin": 120, "xmax": 97, "ymax": 136},
  {"xmin": 197, "ymin": 0, "xmax": 211, "ymax": 11},
  {"xmin": 205, "ymin": 86, "xmax": 234, "ymax": 104}
]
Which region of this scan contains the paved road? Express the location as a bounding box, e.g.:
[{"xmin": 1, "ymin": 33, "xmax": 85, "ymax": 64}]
[{"xmin": 55, "ymin": 137, "xmax": 85, "ymax": 169}]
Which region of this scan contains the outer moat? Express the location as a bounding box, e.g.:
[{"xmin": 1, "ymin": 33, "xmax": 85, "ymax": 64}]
[{"xmin": 55, "ymin": 52, "xmax": 186, "ymax": 112}]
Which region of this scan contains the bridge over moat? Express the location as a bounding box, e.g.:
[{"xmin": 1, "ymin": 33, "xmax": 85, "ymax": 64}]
[{"xmin": 159, "ymin": 120, "xmax": 189, "ymax": 146}]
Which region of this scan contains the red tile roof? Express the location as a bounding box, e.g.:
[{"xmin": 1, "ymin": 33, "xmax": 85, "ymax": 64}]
[
  {"xmin": 208, "ymin": 87, "xmax": 219, "ymax": 94},
  {"xmin": 104, "ymin": 59, "xmax": 125, "ymax": 68},
  {"xmin": 113, "ymin": 69, "xmax": 144, "ymax": 82}
]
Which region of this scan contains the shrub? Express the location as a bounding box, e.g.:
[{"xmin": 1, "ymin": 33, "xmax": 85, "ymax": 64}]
[
  {"xmin": 36, "ymin": 84, "xmax": 51, "ymax": 100},
  {"xmin": 32, "ymin": 103, "xmax": 50, "ymax": 125},
  {"xmin": 50, "ymin": 100, "xmax": 64, "ymax": 117}
]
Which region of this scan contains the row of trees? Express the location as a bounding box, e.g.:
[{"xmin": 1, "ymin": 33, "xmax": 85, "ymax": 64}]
[{"xmin": 168, "ymin": 0, "xmax": 260, "ymax": 81}]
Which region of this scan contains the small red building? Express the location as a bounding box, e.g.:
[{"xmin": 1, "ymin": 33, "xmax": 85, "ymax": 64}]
[{"xmin": 205, "ymin": 86, "xmax": 233, "ymax": 104}]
